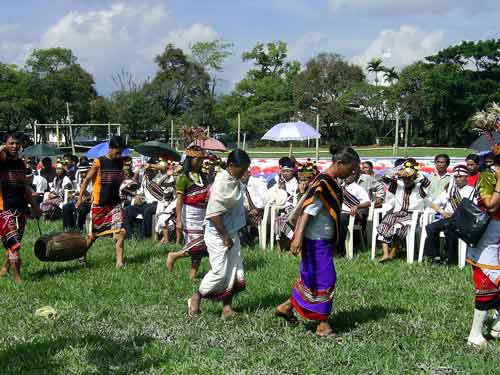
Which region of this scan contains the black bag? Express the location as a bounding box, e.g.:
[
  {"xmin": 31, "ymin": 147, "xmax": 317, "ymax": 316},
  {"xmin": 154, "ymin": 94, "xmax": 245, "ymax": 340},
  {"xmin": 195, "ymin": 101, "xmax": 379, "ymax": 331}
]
[{"xmin": 448, "ymin": 198, "xmax": 490, "ymax": 247}]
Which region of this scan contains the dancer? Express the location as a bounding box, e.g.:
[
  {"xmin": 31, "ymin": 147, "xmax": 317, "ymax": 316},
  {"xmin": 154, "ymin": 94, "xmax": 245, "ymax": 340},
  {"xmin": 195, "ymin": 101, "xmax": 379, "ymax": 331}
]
[
  {"xmin": 275, "ymin": 146, "xmax": 360, "ymax": 337},
  {"xmin": 466, "ymin": 156, "xmax": 500, "ymax": 348},
  {"xmin": 76, "ymin": 136, "xmax": 127, "ymax": 267},
  {"xmin": 188, "ymin": 149, "xmax": 251, "ymax": 319},
  {"xmin": 0, "ymin": 132, "xmax": 42, "ymax": 282},
  {"xmin": 166, "ymin": 145, "xmax": 209, "ymax": 280}
]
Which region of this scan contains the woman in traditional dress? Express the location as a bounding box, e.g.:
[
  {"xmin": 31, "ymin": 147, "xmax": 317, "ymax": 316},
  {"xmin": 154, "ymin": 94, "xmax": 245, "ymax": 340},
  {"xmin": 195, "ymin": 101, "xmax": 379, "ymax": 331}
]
[
  {"xmin": 40, "ymin": 163, "xmax": 73, "ymax": 220},
  {"xmin": 188, "ymin": 149, "xmax": 251, "ymax": 319},
  {"xmin": 466, "ymin": 153, "xmax": 500, "ymax": 348},
  {"xmin": 166, "ymin": 146, "xmax": 209, "ymax": 280},
  {"xmin": 376, "ymin": 160, "xmax": 430, "ymax": 262},
  {"xmin": 275, "ymin": 146, "xmax": 360, "ymax": 337}
]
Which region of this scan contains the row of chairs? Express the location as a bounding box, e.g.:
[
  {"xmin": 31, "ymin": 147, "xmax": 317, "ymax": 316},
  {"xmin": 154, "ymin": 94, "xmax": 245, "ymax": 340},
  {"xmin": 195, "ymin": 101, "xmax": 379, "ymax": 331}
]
[
  {"xmin": 259, "ymin": 200, "xmax": 467, "ymax": 268},
  {"xmin": 369, "ymin": 204, "xmax": 467, "ymax": 268}
]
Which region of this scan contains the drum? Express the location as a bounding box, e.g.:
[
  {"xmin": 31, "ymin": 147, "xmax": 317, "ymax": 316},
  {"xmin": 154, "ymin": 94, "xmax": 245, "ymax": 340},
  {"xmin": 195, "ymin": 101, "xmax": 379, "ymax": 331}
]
[{"xmin": 34, "ymin": 232, "xmax": 89, "ymax": 262}]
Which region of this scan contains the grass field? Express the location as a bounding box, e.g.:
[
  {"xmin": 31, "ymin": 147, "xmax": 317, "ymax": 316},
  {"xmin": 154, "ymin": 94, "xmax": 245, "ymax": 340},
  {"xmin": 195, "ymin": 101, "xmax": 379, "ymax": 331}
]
[
  {"xmin": 243, "ymin": 147, "xmax": 473, "ymax": 159},
  {"xmin": 1, "ymin": 220, "xmax": 498, "ymax": 374}
]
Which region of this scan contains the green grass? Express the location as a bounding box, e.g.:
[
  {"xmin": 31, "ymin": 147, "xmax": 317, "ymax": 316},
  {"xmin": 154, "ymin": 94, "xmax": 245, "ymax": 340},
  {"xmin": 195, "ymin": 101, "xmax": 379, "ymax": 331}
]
[
  {"xmin": 244, "ymin": 146, "xmax": 472, "ymax": 159},
  {"xmin": 1, "ymin": 220, "xmax": 498, "ymax": 374}
]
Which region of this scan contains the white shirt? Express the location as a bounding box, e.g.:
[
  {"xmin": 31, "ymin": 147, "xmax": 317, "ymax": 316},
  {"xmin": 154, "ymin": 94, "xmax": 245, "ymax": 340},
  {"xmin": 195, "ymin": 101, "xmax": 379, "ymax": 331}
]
[
  {"xmin": 50, "ymin": 176, "xmax": 72, "ymax": 194},
  {"xmin": 272, "ymin": 175, "xmax": 298, "ymax": 197},
  {"xmin": 243, "ymin": 176, "xmax": 269, "ymax": 209},
  {"xmin": 303, "ymin": 197, "xmax": 335, "ymax": 240},
  {"xmin": 383, "ymin": 175, "xmax": 431, "ymax": 212},
  {"xmin": 341, "ymin": 182, "xmax": 370, "ymax": 213},
  {"xmin": 32, "ymin": 175, "xmax": 48, "ymax": 194},
  {"xmin": 433, "ymin": 184, "xmax": 476, "ymax": 214}
]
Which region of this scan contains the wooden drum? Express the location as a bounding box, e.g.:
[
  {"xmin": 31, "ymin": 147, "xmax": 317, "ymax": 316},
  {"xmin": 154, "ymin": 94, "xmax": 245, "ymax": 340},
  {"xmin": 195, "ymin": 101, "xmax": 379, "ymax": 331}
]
[{"xmin": 34, "ymin": 232, "xmax": 89, "ymax": 262}]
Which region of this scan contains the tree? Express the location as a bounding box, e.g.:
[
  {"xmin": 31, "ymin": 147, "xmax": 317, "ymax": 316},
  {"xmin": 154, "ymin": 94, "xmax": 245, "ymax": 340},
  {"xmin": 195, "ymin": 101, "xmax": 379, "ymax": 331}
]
[
  {"xmin": 216, "ymin": 41, "xmax": 300, "ymax": 138},
  {"xmin": 0, "ymin": 63, "xmax": 36, "ymax": 131},
  {"xmin": 383, "ymin": 66, "xmax": 399, "ymax": 85},
  {"xmin": 25, "ymin": 48, "xmax": 97, "ymax": 124},
  {"xmin": 147, "ymin": 44, "xmax": 212, "ymax": 121},
  {"xmin": 294, "ymin": 53, "xmax": 365, "ymax": 140},
  {"xmin": 346, "ymin": 82, "xmax": 392, "ymax": 140},
  {"xmin": 190, "ymin": 39, "xmax": 233, "ymax": 98},
  {"xmin": 367, "ymin": 58, "xmax": 385, "ymax": 86},
  {"xmin": 242, "ymin": 41, "xmax": 299, "ymax": 80}
]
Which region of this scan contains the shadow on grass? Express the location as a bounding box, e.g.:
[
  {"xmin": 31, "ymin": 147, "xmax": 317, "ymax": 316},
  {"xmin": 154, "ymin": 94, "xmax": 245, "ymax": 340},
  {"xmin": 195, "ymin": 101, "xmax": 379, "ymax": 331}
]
[
  {"xmin": 126, "ymin": 249, "xmax": 164, "ymax": 265},
  {"xmin": 29, "ymin": 262, "xmax": 88, "ymax": 282},
  {"xmin": 331, "ymin": 305, "xmax": 407, "ymax": 334},
  {"xmin": 0, "ymin": 334, "xmax": 156, "ymax": 374},
  {"xmin": 238, "ymin": 291, "xmax": 291, "ymax": 313},
  {"xmin": 244, "ymin": 253, "xmax": 271, "ymax": 272}
]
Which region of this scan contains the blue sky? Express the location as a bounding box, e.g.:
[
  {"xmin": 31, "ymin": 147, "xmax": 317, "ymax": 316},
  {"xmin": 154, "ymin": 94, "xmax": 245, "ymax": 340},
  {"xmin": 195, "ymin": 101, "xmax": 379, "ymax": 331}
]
[{"xmin": 1, "ymin": 0, "xmax": 499, "ymax": 95}]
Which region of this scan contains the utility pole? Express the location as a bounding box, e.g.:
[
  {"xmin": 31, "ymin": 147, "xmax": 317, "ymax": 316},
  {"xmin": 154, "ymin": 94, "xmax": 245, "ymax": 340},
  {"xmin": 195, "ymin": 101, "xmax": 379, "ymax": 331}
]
[
  {"xmin": 394, "ymin": 110, "xmax": 400, "ymax": 157},
  {"xmin": 237, "ymin": 113, "xmax": 241, "ymax": 148},
  {"xmin": 404, "ymin": 113, "xmax": 409, "ymax": 157},
  {"xmin": 315, "ymin": 114, "xmax": 320, "ymax": 161}
]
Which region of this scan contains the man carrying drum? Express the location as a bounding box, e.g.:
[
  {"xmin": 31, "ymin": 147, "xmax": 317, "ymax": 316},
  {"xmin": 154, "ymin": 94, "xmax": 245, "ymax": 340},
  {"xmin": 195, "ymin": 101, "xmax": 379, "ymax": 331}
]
[
  {"xmin": 0, "ymin": 132, "xmax": 42, "ymax": 283},
  {"xmin": 76, "ymin": 136, "xmax": 127, "ymax": 267}
]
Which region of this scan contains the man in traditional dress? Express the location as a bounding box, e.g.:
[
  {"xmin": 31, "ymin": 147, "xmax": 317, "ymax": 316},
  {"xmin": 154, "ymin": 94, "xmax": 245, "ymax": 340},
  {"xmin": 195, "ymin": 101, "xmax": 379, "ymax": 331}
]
[
  {"xmin": 76, "ymin": 136, "xmax": 126, "ymax": 267},
  {"xmin": 0, "ymin": 133, "xmax": 42, "ymax": 282},
  {"xmin": 423, "ymin": 165, "xmax": 475, "ymax": 264}
]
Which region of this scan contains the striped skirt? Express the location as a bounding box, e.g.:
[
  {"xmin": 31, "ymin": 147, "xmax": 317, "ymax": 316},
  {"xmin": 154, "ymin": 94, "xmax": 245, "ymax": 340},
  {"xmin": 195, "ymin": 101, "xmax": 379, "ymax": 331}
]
[
  {"xmin": 291, "ymin": 238, "xmax": 336, "ymax": 321},
  {"xmin": 0, "ymin": 210, "xmax": 26, "ymax": 261},
  {"xmin": 376, "ymin": 211, "xmax": 412, "ymax": 244},
  {"xmin": 182, "ymin": 204, "xmax": 207, "ymax": 259},
  {"xmin": 91, "ymin": 205, "xmax": 124, "ymax": 237}
]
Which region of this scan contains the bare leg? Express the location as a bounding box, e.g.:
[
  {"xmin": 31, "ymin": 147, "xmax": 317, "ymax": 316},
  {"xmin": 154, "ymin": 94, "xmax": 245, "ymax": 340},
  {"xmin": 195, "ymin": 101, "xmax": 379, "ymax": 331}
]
[
  {"xmin": 189, "ymin": 257, "xmax": 202, "ymax": 280},
  {"xmin": 379, "ymin": 243, "xmax": 390, "ymax": 262},
  {"xmin": 80, "ymin": 234, "xmax": 96, "ymax": 264},
  {"xmin": 165, "ymin": 251, "xmax": 188, "ymax": 271},
  {"xmin": 221, "ymin": 296, "xmax": 236, "ymax": 319},
  {"xmin": 160, "ymin": 228, "xmax": 170, "ymax": 244},
  {"xmin": 388, "ymin": 241, "xmax": 399, "ymax": 259},
  {"xmin": 11, "ymin": 261, "xmax": 22, "ymax": 284},
  {"xmin": 188, "ymin": 291, "xmax": 202, "ymax": 316},
  {"xmin": 0, "ymin": 250, "xmax": 10, "ymax": 277},
  {"xmin": 114, "ymin": 229, "xmax": 125, "ymax": 267}
]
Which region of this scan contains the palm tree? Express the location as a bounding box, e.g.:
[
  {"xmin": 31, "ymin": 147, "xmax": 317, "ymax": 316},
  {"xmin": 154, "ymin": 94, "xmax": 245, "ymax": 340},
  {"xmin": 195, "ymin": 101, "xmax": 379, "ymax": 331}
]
[
  {"xmin": 383, "ymin": 66, "xmax": 399, "ymax": 85},
  {"xmin": 367, "ymin": 58, "xmax": 385, "ymax": 86}
]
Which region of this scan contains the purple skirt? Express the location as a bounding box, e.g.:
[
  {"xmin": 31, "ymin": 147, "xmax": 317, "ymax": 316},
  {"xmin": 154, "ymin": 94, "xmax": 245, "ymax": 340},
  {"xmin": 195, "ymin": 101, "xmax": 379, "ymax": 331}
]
[{"xmin": 291, "ymin": 238, "xmax": 336, "ymax": 321}]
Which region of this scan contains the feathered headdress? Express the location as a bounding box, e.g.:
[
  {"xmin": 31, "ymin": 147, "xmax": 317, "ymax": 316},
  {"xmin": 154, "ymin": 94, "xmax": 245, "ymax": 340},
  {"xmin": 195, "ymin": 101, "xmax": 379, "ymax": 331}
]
[{"xmin": 472, "ymin": 102, "xmax": 500, "ymax": 155}]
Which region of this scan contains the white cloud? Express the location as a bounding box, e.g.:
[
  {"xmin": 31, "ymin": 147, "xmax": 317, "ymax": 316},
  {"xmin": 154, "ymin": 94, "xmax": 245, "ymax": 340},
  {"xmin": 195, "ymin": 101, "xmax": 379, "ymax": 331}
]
[
  {"xmin": 145, "ymin": 23, "xmax": 219, "ymax": 58},
  {"xmin": 352, "ymin": 25, "xmax": 444, "ymax": 72},
  {"xmin": 0, "ymin": 2, "xmax": 219, "ymax": 94},
  {"xmin": 0, "ymin": 24, "xmax": 19, "ymax": 34},
  {"xmin": 289, "ymin": 32, "xmax": 328, "ymax": 62},
  {"xmin": 328, "ymin": 0, "xmax": 490, "ymax": 15}
]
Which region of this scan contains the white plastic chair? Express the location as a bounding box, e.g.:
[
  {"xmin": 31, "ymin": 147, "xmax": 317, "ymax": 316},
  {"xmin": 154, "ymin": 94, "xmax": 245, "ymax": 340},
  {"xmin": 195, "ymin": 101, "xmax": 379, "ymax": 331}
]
[
  {"xmin": 371, "ymin": 207, "xmax": 423, "ymax": 264},
  {"xmin": 261, "ymin": 202, "xmax": 288, "ymax": 250},
  {"xmin": 418, "ymin": 208, "xmax": 467, "ymax": 269},
  {"xmin": 346, "ymin": 214, "xmax": 366, "ymax": 259},
  {"xmin": 370, "ymin": 204, "xmax": 391, "ymax": 260}
]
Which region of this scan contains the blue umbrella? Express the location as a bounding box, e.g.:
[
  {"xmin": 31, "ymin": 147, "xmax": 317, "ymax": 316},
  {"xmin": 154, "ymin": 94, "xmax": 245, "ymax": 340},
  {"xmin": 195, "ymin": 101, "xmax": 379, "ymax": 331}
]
[{"xmin": 86, "ymin": 142, "xmax": 131, "ymax": 159}]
